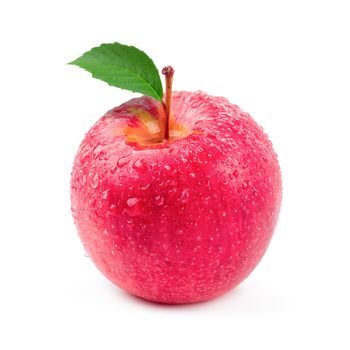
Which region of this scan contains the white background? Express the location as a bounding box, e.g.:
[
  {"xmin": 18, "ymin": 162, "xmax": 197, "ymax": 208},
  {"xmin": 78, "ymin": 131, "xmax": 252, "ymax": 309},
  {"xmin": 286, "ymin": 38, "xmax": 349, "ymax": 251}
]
[{"xmin": 1, "ymin": 0, "xmax": 349, "ymax": 349}]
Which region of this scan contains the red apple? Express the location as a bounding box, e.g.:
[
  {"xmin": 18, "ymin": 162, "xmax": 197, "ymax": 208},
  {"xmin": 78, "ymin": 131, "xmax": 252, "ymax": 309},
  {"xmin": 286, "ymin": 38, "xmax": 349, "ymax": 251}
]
[{"xmin": 71, "ymin": 87, "xmax": 282, "ymax": 304}]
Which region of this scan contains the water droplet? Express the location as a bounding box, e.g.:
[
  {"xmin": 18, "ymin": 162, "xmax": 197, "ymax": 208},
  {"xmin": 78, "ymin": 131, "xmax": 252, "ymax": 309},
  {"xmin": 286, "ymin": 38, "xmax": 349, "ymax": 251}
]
[
  {"xmin": 102, "ymin": 189, "xmax": 110, "ymax": 199},
  {"xmin": 189, "ymin": 173, "xmax": 195, "ymax": 178},
  {"xmin": 179, "ymin": 188, "xmax": 189, "ymax": 203},
  {"xmin": 103, "ymin": 228, "xmax": 109, "ymax": 235},
  {"xmin": 88, "ymin": 197, "xmax": 96, "ymax": 205},
  {"xmin": 80, "ymin": 174, "xmax": 87, "ymax": 185},
  {"xmin": 81, "ymin": 149, "xmax": 90, "ymax": 160},
  {"xmin": 141, "ymin": 183, "xmax": 150, "ymax": 190},
  {"xmin": 191, "ymin": 100, "xmax": 203, "ymax": 108},
  {"xmin": 93, "ymin": 145, "xmax": 108, "ymax": 160},
  {"xmin": 222, "ymin": 211, "xmax": 227, "ymax": 217},
  {"xmin": 127, "ymin": 197, "xmax": 140, "ymax": 207},
  {"xmin": 91, "ymin": 173, "xmax": 99, "ymax": 188},
  {"xmin": 133, "ymin": 159, "xmax": 143, "ymax": 168},
  {"xmin": 117, "ymin": 155, "xmax": 131, "ymax": 168},
  {"xmin": 133, "ymin": 158, "xmax": 147, "ymax": 173},
  {"xmin": 164, "ymin": 164, "xmax": 171, "ymax": 171},
  {"xmin": 155, "ymin": 195, "xmax": 164, "ymax": 206},
  {"xmin": 233, "ymin": 170, "xmax": 239, "ymax": 178},
  {"xmin": 110, "ymin": 166, "xmax": 117, "ymax": 174}
]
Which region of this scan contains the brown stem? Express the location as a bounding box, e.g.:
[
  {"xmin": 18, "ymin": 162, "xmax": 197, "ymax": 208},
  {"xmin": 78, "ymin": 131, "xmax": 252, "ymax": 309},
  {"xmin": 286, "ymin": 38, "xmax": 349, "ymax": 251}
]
[{"xmin": 162, "ymin": 66, "xmax": 174, "ymax": 140}]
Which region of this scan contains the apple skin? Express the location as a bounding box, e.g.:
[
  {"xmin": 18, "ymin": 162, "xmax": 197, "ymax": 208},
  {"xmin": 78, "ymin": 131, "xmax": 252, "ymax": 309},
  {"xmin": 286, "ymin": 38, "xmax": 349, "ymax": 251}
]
[{"xmin": 71, "ymin": 91, "xmax": 282, "ymax": 304}]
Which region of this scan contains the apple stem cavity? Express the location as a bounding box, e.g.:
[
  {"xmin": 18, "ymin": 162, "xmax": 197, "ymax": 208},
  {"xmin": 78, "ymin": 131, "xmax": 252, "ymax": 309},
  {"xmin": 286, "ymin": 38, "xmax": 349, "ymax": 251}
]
[{"xmin": 162, "ymin": 66, "xmax": 174, "ymax": 140}]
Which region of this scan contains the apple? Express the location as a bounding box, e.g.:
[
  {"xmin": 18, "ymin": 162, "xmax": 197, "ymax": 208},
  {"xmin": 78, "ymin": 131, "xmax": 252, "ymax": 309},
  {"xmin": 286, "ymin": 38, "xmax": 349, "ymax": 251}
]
[{"xmin": 70, "ymin": 64, "xmax": 282, "ymax": 303}]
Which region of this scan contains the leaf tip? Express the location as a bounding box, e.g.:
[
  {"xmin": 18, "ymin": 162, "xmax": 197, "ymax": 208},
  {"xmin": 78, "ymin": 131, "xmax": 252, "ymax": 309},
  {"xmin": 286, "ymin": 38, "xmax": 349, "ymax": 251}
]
[{"xmin": 67, "ymin": 59, "xmax": 78, "ymax": 66}]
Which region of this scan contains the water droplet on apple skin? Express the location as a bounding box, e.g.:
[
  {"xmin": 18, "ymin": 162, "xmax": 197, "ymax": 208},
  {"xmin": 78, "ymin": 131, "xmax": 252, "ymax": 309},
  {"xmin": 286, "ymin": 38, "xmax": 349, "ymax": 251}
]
[
  {"xmin": 102, "ymin": 189, "xmax": 110, "ymax": 200},
  {"xmin": 125, "ymin": 197, "xmax": 144, "ymax": 217},
  {"xmin": 178, "ymin": 188, "xmax": 189, "ymax": 203},
  {"xmin": 93, "ymin": 144, "xmax": 109, "ymax": 160},
  {"xmin": 117, "ymin": 154, "xmax": 132, "ymax": 168},
  {"xmin": 141, "ymin": 183, "xmax": 150, "ymax": 190},
  {"xmin": 127, "ymin": 197, "xmax": 140, "ymax": 207},
  {"xmin": 110, "ymin": 166, "xmax": 117, "ymax": 174},
  {"xmin": 91, "ymin": 173, "xmax": 99, "ymax": 189},
  {"xmin": 155, "ymin": 195, "xmax": 164, "ymax": 206},
  {"xmin": 133, "ymin": 158, "xmax": 143, "ymax": 168},
  {"xmin": 80, "ymin": 174, "xmax": 87, "ymax": 185}
]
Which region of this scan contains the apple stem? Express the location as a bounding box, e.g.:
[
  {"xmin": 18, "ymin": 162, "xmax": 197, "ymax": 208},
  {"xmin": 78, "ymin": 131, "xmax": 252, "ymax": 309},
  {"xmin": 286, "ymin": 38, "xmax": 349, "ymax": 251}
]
[{"xmin": 162, "ymin": 66, "xmax": 174, "ymax": 140}]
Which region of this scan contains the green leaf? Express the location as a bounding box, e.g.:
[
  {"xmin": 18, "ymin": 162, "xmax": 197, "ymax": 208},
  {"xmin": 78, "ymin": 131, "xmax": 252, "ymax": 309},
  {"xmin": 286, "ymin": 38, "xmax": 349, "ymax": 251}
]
[{"xmin": 69, "ymin": 42, "xmax": 163, "ymax": 101}]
